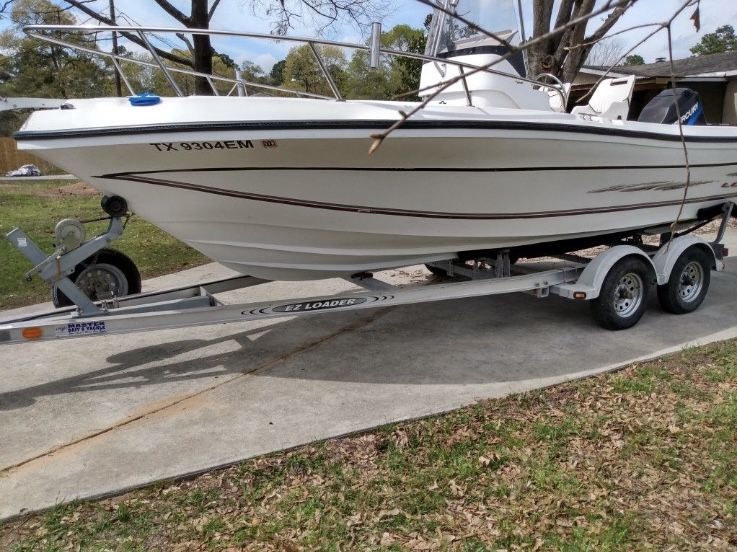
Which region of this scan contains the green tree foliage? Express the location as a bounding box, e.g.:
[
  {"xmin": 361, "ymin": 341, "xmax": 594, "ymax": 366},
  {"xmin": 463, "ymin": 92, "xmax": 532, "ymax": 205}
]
[
  {"xmin": 282, "ymin": 44, "xmax": 347, "ymax": 96},
  {"xmin": 0, "ymin": 0, "xmax": 114, "ymax": 135},
  {"xmin": 343, "ymin": 24, "xmax": 426, "ymax": 100},
  {"xmin": 690, "ymin": 25, "xmax": 737, "ymax": 56},
  {"xmin": 216, "ymin": 53, "xmax": 237, "ymax": 69},
  {"xmin": 139, "ymin": 49, "xmax": 242, "ymax": 96},
  {"xmin": 0, "ymin": 0, "xmax": 112, "ymax": 99},
  {"xmin": 622, "ymin": 54, "xmax": 645, "ymax": 66},
  {"xmin": 270, "ymin": 59, "xmax": 286, "ymax": 85},
  {"xmin": 238, "ymin": 61, "xmax": 272, "ymax": 95},
  {"xmin": 382, "ymin": 24, "xmax": 426, "ymax": 96}
]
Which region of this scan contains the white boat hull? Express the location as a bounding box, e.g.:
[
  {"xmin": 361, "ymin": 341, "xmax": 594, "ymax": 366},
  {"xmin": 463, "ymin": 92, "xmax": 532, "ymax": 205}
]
[{"xmin": 17, "ymin": 97, "xmax": 737, "ymax": 280}]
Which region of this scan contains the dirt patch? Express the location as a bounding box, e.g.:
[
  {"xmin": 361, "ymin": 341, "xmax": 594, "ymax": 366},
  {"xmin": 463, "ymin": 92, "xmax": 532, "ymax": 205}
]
[{"xmin": 36, "ymin": 182, "xmax": 99, "ymax": 198}]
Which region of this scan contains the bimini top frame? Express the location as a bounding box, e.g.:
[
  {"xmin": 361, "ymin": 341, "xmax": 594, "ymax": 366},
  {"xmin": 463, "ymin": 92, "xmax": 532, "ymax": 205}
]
[{"xmin": 22, "ymin": 23, "xmax": 567, "ymax": 103}]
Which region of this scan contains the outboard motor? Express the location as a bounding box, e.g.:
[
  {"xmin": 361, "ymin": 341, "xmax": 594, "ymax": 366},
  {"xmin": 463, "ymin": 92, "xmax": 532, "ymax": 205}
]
[{"xmin": 637, "ymin": 88, "xmax": 706, "ymax": 125}]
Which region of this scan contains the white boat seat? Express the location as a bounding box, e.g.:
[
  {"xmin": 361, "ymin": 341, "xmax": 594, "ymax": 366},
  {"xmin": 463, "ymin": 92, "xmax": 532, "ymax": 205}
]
[{"xmin": 571, "ymin": 75, "xmax": 636, "ymax": 121}]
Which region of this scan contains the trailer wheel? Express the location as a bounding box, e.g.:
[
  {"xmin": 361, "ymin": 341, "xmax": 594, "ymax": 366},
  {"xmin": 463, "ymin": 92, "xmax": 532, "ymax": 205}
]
[
  {"xmin": 53, "ymin": 248, "xmax": 141, "ymax": 307},
  {"xmin": 590, "ymin": 257, "xmax": 652, "ymax": 330},
  {"xmin": 657, "ymin": 246, "xmax": 711, "ymax": 314}
]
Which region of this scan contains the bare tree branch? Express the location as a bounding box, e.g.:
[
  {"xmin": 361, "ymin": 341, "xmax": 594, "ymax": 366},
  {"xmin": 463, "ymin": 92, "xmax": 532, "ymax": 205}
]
[
  {"xmin": 59, "ymin": 0, "xmax": 193, "ymax": 67},
  {"xmin": 150, "ymin": 0, "xmax": 191, "ymax": 26},
  {"xmin": 208, "ymin": 0, "xmax": 222, "ymax": 21},
  {"xmin": 0, "ymin": 0, "xmax": 13, "ymax": 16},
  {"xmin": 529, "ymin": 0, "xmax": 638, "ymax": 80},
  {"xmin": 176, "ymin": 31, "xmax": 195, "ymax": 56}
]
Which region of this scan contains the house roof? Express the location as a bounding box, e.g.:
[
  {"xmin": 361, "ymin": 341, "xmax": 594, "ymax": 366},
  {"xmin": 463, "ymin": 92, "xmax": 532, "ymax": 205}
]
[{"xmin": 583, "ymin": 51, "xmax": 737, "ymax": 78}]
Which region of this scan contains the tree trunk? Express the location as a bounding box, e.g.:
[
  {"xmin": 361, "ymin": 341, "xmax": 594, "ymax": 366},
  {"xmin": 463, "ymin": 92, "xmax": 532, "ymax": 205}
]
[
  {"xmin": 190, "ymin": 0, "xmax": 213, "ymax": 95},
  {"xmin": 528, "ymin": 0, "xmax": 554, "ymax": 79},
  {"xmin": 527, "ymin": 0, "xmax": 634, "ymax": 83}
]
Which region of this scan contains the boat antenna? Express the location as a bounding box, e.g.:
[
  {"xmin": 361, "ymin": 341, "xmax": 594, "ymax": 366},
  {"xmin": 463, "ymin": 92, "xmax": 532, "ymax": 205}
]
[{"xmin": 514, "ymin": 0, "xmax": 528, "ymax": 75}]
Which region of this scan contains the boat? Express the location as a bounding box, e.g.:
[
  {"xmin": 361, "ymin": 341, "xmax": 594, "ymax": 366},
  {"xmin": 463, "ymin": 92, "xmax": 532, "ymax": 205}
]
[{"xmin": 13, "ymin": 0, "xmax": 737, "ymax": 282}]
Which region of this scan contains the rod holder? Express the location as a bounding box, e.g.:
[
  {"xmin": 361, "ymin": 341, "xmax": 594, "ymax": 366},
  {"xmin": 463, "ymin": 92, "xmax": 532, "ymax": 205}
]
[{"xmin": 369, "ymin": 22, "xmax": 381, "ymax": 69}]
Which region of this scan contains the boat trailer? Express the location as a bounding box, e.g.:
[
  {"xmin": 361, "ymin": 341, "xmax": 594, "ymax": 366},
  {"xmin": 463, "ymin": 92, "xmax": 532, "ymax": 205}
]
[{"xmin": 1, "ymin": 200, "xmax": 734, "ymax": 345}]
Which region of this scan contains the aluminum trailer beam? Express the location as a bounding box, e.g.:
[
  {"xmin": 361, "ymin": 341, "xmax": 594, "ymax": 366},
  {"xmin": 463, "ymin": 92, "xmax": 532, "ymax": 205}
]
[{"xmin": 0, "ymin": 266, "xmax": 582, "ymax": 345}]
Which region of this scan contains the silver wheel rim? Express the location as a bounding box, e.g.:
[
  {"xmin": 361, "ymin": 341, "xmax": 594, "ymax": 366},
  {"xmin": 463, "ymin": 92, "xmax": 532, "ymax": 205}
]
[
  {"xmin": 613, "ymin": 272, "xmax": 644, "ymax": 318},
  {"xmin": 678, "ymin": 261, "xmax": 704, "ymax": 303},
  {"xmin": 74, "ymin": 262, "xmax": 128, "ymax": 300}
]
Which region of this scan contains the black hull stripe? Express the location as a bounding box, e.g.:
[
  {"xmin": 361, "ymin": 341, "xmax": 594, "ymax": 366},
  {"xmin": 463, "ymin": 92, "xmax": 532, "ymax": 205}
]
[
  {"xmin": 16, "ymin": 119, "xmax": 737, "ymax": 143},
  {"xmin": 103, "ymin": 160, "xmax": 737, "ymax": 177},
  {"xmin": 104, "ymin": 172, "xmax": 737, "ymax": 220}
]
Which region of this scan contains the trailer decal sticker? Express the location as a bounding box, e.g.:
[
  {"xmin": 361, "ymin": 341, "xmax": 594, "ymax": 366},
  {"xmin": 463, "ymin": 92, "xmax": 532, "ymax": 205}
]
[
  {"xmin": 243, "ymin": 295, "xmax": 395, "ymax": 316},
  {"xmin": 150, "ymin": 141, "xmax": 254, "ymax": 152},
  {"xmin": 56, "ymin": 321, "xmax": 107, "ymax": 337},
  {"xmin": 271, "ymin": 297, "xmax": 367, "ymax": 313}
]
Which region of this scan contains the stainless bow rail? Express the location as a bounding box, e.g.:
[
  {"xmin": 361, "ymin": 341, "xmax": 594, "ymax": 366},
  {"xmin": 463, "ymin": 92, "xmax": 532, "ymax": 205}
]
[{"xmin": 22, "ymin": 23, "xmax": 569, "ymax": 105}]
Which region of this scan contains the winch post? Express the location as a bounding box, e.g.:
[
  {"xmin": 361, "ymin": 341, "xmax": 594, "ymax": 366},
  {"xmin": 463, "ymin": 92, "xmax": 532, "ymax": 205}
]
[{"xmin": 5, "ymin": 216, "xmax": 127, "ymax": 315}]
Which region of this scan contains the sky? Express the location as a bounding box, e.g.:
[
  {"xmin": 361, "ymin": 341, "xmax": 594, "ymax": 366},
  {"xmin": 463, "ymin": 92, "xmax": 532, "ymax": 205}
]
[{"xmin": 11, "ymin": 0, "xmax": 737, "ymax": 72}]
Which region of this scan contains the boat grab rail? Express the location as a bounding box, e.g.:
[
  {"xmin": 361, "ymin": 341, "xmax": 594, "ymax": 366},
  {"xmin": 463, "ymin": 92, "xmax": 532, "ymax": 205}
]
[
  {"xmin": 533, "ymin": 72, "xmax": 569, "ymax": 110},
  {"xmin": 22, "ymin": 23, "xmax": 567, "ymax": 102}
]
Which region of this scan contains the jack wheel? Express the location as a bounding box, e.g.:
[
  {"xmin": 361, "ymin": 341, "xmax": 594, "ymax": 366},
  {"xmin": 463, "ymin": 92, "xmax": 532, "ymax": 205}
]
[
  {"xmin": 53, "ymin": 248, "xmax": 141, "ymax": 307},
  {"xmin": 657, "ymin": 246, "xmax": 711, "ymax": 314},
  {"xmin": 590, "ymin": 257, "xmax": 653, "ymax": 330}
]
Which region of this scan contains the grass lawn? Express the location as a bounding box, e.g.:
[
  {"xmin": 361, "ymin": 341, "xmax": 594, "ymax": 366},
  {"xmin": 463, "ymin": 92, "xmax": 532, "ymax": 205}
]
[
  {"xmin": 0, "ymin": 179, "xmax": 208, "ymax": 310},
  {"xmin": 1, "ymin": 340, "xmax": 735, "ymax": 551}
]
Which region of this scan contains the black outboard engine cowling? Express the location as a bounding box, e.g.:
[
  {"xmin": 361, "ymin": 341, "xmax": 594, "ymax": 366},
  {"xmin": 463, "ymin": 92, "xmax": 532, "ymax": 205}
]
[{"xmin": 637, "ymin": 88, "xmax": 706, "ymax": 125}]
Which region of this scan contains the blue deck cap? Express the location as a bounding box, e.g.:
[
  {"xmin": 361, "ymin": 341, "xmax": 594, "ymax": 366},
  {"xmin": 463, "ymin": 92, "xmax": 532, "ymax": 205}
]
[{"xmin": 128, "ymin": 93, "xmax": 161, "ymax": 106}]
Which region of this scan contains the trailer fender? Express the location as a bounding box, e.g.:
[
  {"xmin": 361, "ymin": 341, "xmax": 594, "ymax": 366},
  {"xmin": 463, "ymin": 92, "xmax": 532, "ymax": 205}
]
[
  {"xmin": 556, "ymin": 245, "xmax": 654, "ymax": 300},
  {"xmin": 652, "ymin": 235, "xmax": 720, "ymax": 285}
]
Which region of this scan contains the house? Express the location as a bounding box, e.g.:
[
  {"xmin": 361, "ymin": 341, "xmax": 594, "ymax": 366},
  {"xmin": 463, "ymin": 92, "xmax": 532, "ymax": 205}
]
[{"xmin": 572, "ymin": 51, "xmax": 737, "ymax": 124}]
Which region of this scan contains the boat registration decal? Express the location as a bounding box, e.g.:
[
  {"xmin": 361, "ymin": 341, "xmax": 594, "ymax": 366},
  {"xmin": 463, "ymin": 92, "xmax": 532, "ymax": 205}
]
[
  {"xmin": 271, "ymin": 297, "xmax": 367, "ymax": 313},
  {"xmin": 150, "ymin": 140, "xmax": 254, "ymax": 152},
  {"xmin": 55, "ymin": 321, "xmax": 107, "ymax": 337}
]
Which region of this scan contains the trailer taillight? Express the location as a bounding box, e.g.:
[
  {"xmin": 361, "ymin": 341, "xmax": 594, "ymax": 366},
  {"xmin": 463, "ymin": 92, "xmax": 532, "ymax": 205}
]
[{"xmin": 22, "ymin": 327, "xmax": 43, "ymax": 340}]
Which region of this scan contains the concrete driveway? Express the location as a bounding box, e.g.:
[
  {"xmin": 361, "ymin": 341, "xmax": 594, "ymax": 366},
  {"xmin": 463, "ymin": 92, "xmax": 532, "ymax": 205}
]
[{"xmin": 1, "ymin": 246, "xmax": 737, "ymax": 521}]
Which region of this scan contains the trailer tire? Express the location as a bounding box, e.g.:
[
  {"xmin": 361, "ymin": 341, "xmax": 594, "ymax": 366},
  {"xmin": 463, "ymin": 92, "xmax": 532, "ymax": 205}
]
[
  {"xmin": 657, "ymin": 246, "xmax": 711, "ymax": 314},
  {"xmin": 590, "ymin": 256, "xmax": 653, "ymax": 330},
  {"xmin": 53, "ymin": 248, "xmax": 141, "ymax": 307}
]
